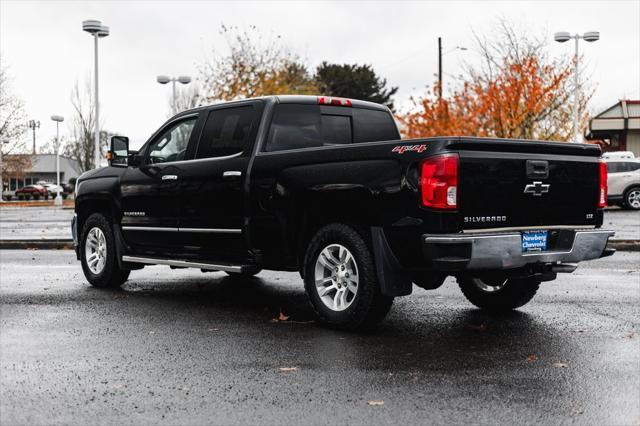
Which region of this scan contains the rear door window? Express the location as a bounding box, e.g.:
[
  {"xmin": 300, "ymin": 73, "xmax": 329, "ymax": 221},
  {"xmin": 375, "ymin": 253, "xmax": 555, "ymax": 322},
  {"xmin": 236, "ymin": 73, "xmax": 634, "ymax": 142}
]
[
  {"xmin": 352, "ymin": 108, "xmax": 400, "ymax": 143},
  {"xmin": 265, "ymin": 105, "xmax": 352, "ymax": 152},
  {"xmin": 265, "ymin": 104, "xmax": 399, "ymax": 152},
  {"xmin": 196, "ymin": 106, "xmax": 257, "ymax": 159}
]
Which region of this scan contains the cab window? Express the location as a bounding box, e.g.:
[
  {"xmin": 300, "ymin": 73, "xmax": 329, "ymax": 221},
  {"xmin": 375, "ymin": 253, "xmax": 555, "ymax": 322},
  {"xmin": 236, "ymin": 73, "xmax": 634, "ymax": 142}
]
[
  {"xmin": 196, "ymin": 106, "xmax": 257, "ymax": 159},
  {"xmin": 148, "ymin": 117, "xmax": 197, "ymax": 164}
]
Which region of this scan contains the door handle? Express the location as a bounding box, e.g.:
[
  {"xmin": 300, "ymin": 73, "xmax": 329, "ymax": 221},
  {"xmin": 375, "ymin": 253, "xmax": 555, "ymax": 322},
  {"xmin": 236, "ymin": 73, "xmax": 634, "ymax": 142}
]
[
  {"xmin": 223, "ymin": 171, "xmax": 242, "ymax": 179},
  {"xmin": 161, "ymin": 175, "xmax": 178, "ymax": 181}
]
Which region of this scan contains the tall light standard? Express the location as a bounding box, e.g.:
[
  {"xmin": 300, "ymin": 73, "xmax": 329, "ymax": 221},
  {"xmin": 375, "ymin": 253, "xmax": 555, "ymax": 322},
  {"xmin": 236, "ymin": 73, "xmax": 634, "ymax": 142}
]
[
  {"xmin": 554, "ymin": 30, "xmax": 599, "ymax": 143},
  {"xmin": 157, "ymin": 75, "xmax": 192, "ymax": 115},
  {"xmin": 51, "ymin": 115, "xmax": 64, "ymax": 206},
  {"xmin": 82, "ymin": 19, "xmax": 109, "ymax": 168},
  {"xmin": 27, "ymin": 120, "xmax": 40, "ymax": 154},
  {"xmin": 0, "ymin": 140, "xmax": 8, "ymax": 202}
]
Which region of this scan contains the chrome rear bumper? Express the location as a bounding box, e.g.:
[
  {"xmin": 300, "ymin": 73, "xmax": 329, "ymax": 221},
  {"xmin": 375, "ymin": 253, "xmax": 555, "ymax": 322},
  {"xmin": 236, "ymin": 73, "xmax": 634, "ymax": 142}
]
[{"xmin": 423, "ymin": 229, "xmax": 614, "ymax": 271}]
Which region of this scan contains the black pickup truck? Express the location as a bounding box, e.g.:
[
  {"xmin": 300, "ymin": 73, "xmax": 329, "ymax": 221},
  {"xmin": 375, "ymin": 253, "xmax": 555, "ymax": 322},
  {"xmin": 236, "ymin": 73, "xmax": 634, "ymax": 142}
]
[{"xmin": 72, "ymin": 95, "xmax": 614, "ymax": 330}]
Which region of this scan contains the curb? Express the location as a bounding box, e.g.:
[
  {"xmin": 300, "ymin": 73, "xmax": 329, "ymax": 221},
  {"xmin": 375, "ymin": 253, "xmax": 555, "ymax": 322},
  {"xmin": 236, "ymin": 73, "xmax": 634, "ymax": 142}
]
[
  {"xmin": 1, "ymin": 239, "xmax": 638, "ymax": 251},
  {"xmin": 607, "ymin": 240, "xmax": 640, "ymax": 252},
  {"xmin": 0, "ymin": 239, "xmax": 75, "ymax": 250}
]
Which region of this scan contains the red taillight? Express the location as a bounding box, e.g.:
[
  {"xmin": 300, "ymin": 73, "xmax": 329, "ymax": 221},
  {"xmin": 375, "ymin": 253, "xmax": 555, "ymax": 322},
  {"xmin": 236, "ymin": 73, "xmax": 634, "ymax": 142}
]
[
  {"xmin": 420, "ymin": 154, "xmax": 459, "ymax": 209},
  {"xmin": 598, "ymin": 160, "xmax": 608, "ymax": 208},
  {"xmin": 317, "ymin": 96, "xmax": 352, "ymax": 106}
]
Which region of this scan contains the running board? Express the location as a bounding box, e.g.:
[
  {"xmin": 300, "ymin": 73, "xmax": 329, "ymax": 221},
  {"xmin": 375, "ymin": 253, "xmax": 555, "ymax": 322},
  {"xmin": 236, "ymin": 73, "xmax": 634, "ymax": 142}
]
[{"xmin": 121, "ymin": 255, "xmax": 246, "ymax": 273}]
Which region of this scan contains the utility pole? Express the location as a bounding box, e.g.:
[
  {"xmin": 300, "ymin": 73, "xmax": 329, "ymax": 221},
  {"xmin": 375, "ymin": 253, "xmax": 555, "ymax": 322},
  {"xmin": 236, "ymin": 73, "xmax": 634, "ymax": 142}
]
[
  {"xmin": 438, "ymin": 37, "xmax": 442, "ymax": 100},
  {"xmin": 27, "ymin": 120, "xmax": 40, "ymax": 154}
]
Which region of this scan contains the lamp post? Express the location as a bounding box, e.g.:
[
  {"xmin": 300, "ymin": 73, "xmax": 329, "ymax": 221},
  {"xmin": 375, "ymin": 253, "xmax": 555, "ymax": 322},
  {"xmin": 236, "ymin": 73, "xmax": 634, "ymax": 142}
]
[
  {"xmin": 554, "ymin": 30, "xmax": 599, "ymax": 143},
  {"xmin": 0, "ymin": 140, "xmax": 8, "ymax": 202},
  {"xmin": 157, "ymin": 75, "xmax": 192, "ymax": 115},
  {"xmin": 82, "ymin": 19, "xmax": 109, "ymax": 168},
  {"xmin": 27, "ymin": 120, "xmax": 40, "ymax": 154},
  {"xmin": 437, "ymin": 37, "xmax": 467, "ymax": 99},
  {"xmin": 51, "ymin": 115, "xmax": 64, "ymax": 206}
]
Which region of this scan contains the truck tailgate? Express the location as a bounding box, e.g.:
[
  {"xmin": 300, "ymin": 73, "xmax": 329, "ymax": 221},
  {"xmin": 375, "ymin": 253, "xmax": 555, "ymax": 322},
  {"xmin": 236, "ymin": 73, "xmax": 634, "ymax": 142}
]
[{"xmin": 452, "ymin": 140, "xmax": 601, "ymax": 230}]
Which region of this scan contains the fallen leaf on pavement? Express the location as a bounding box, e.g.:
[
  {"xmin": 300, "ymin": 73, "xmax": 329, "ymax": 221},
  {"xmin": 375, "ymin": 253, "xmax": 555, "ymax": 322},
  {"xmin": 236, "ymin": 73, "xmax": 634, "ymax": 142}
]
[
  {"xmin": 368, "ymin": 400, "xmax": 384, "ymax": 406},
  {"xmin": 271, "ymin": 309, "xmax": 290, "ymax": 322},
  {"xmin": 467, "ymin": 324, "xmax": 488, "ymax": 332},
  {"xmin": 526, "ymin": 355, "xmax": 538, "ymax": 363},
  {"xmin": 624, "ymin": 332, "xmax": 636, "ymax": 339},
  {"xmin": 278, "ymin": 367, "xmax": 298, "ymax": 372},
  {"xmin": 552, "ymin": 362, "xmax": 568, "ymax": 368}
]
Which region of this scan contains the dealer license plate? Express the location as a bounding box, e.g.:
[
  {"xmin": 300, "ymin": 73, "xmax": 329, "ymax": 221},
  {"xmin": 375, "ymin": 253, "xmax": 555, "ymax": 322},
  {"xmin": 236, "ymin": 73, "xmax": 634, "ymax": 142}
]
[{"xmin": 521, "ymin": 231, "xmax": 548, "ymax": 253}]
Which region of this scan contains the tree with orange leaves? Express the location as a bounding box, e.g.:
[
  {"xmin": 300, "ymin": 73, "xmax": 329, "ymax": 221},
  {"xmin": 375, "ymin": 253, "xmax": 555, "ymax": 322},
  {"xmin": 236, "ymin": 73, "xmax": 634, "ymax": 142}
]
[{"xmin": 399, "ymin": 22, "xmax": 593, "ymax": 142}]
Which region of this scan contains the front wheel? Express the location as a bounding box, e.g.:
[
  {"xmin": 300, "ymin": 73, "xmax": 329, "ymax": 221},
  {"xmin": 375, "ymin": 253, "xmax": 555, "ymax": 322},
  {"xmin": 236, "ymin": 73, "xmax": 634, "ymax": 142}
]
[
  {"xmin": 80, "ymin": 213, "xmax": 130, "ymax": 288},
  {"xmin": 624, "ymin": 186, "xmax": 640, "ymax": 210},
  {"xmin": 304, "ymin": 224, "xmax": 393, "ymax": 331},
  {"xmin": 457, "ymin": 276, "xmax": 539, "ymax": 312}
]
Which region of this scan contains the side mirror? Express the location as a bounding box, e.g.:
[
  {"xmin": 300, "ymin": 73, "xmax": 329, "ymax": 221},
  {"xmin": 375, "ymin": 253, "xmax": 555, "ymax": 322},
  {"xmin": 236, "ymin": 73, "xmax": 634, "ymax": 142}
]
[{"xmin": 109, "ymin": 136, "xmax": 129, "ymax": 167}]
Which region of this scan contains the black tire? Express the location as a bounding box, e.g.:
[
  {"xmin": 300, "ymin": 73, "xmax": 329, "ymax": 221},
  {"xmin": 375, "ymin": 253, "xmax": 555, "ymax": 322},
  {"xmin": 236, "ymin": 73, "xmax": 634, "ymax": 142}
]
[
  {"xmin": 624, "ymin": 186, "xmax": 640, "ymax": 210},
  {"xmin": 303, "ymin": 223, "xmax": 393, "ymax": 331},
  {"xmin": 225, "ymin": 268, "xmax": 262, "ymax": 278},
  {"xmin": 457, "ymin": 276, "xmax": 539, "ymax": 312},
  {"xmin": 80, "ymin": 213, "xmax": 130, "ymax": 288}
]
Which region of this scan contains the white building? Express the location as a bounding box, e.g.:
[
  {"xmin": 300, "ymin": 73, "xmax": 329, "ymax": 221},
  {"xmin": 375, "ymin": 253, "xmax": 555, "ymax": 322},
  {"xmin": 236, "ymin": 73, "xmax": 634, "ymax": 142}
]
[
  {"xmin": 587, "ymin": 100, "xmax": 640, "ymax": 157},
  {"xmin": 3, "ymin": 154, "xmax": 82, "ymax": 191}
]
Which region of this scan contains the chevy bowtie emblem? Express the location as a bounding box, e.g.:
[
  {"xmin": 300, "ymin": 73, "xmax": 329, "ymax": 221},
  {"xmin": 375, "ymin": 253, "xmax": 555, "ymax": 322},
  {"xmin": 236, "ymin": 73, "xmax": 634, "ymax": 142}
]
[{"xmin": 524, "ymin": 181, "xmax": 550, "ymax": 196}]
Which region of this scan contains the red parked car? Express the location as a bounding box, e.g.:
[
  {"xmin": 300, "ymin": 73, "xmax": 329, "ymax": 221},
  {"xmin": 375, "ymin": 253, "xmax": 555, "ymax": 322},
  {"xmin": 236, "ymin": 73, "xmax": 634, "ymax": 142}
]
[{"xmin": 14, "ymin": 185, "xmax": 49, "ymax": 200}]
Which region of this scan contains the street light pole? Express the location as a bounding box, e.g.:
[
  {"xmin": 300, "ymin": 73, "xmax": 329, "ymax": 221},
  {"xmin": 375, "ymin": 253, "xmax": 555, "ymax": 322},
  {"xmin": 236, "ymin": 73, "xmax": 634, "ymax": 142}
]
[
  {"xmin": 51, "ymin": 115, "xmax": 64, "ymax": 206},
  {"xmin": 157, "ymin": 75, "xmax": 192, "ymax": 116},
  {"xmin": 0, "ymin": 140, "xmax": 6, "ymax": 202},
  {"xmin": 83, "ymin": 20, "xmax": 109, "ymax": 168},
  {"xmin": 554, "ymin": 30, "xmax": 600, "ymax": 143},
  {"xmin": 93, "ymin": 32, "xmax": 100, "ymax": 168}
]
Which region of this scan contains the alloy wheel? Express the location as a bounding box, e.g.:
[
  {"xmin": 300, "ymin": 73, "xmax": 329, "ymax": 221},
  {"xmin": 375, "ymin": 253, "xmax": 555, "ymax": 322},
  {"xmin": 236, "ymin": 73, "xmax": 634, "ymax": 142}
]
[
  {"xmin": 314, "ymin": 244, "xmax": 359, "ymax": 312},
  {"xmin": 85, "ymin": 227, "xmax": 107, "ymax": 274},
  {"xmin": 627, "ymin": 189, "xmax": 640, "ymax": 209},
  {"xmin": 472, "ymin": 277, "xmax": 508, "ymax": 293}
]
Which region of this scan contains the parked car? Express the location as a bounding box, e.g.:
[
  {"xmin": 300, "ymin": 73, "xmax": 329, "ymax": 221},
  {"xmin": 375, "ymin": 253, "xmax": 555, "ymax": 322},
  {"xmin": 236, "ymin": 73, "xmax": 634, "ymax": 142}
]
[
  {"xmin": 605, "ymin": 159, "xmax": 640, "ymax": 210},
  {"xmin": 72, "ymin": 95, "xmax": 614, "ymax": 330},
  {"xmin": 14, "ymin": 185, "xmax": 49, "ymax": 200}
]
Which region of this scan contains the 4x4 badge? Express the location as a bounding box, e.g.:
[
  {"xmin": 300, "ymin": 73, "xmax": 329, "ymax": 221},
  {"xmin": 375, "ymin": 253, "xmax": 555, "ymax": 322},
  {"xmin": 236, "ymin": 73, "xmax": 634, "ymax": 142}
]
[{"xmin": 524, "ymin": 181, "xmax": 550, "ymax": 196}]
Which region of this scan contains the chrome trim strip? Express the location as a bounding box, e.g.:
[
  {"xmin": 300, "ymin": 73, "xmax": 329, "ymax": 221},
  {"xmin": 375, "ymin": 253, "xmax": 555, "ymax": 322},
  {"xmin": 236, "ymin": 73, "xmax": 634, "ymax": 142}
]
[
  {"xmin": 121, "ymin": 226, "xmax": 241, "ymax": 234},
  {"xmin": 122, "ymin": 256, "xmax": 243, "ymax": 273},
  {"xmin": 462, "ymin": 225, "xmax": 596, "ymax": 234},
  {"xmin": 179, "ymin": 227, "xmax": 242, "ymax": 234},
  {"xmin": 122, "ymin": 226, "xmax": 179, "ymax": 232}
]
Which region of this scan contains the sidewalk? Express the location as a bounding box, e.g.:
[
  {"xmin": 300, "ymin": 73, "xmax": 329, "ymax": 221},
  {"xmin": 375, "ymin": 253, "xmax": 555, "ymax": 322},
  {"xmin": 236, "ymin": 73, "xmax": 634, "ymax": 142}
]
[{"xmin": 0, "ymin": 205, "xmax": 638, "ymax": 250}]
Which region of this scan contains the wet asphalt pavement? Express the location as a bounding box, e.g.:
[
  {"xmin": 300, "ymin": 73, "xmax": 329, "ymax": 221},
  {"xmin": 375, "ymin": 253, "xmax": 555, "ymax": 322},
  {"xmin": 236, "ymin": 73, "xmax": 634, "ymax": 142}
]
[{"xmin": 1, "ymin": 249, "xmax": 639, "ymax": 425}]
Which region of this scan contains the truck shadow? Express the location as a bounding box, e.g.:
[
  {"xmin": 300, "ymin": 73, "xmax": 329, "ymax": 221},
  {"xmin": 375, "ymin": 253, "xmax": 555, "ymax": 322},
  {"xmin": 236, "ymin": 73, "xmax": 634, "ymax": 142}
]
[{"xmin": 101, "ymin": 271, "xmax": 571, "ymax": 372}]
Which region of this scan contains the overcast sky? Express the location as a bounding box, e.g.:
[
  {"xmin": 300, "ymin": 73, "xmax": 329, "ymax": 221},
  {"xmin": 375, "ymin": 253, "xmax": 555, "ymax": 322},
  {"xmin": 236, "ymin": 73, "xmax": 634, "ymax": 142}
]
[{"xmin": 1, "ymin": 0, "xmax": 639, "ymax": 149}]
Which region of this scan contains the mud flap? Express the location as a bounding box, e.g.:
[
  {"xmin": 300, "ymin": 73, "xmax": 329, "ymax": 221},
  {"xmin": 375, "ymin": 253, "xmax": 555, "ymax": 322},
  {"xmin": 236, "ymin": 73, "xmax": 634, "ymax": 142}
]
[{"xmin": 371, "ymin": 227, "xmax": 412, "ymax": 296}]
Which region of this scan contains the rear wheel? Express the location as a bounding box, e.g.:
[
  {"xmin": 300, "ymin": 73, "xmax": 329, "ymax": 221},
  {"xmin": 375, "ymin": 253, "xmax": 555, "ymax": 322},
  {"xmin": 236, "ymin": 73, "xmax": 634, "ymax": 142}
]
[
  {"xmin": 624, "ymin": 186, "xmax": 640, "ymax": 210},
  {"xmin": 457, "ymin": 276, "xmax": 539, "ymax": 312},
  {"xmin": 80, "ymin": 213, "xmax": 130, "ymax": 288},
  {"xmin": 304, "ymin": 223, "xmax": 393, "ymax": 331}
]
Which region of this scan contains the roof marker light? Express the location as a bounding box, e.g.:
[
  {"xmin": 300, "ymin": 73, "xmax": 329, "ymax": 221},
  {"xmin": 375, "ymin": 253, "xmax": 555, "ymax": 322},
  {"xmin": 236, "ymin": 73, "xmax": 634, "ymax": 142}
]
[{"xmin": 317, "ymin": 97, "xmax": 352, "ymax": 107}]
